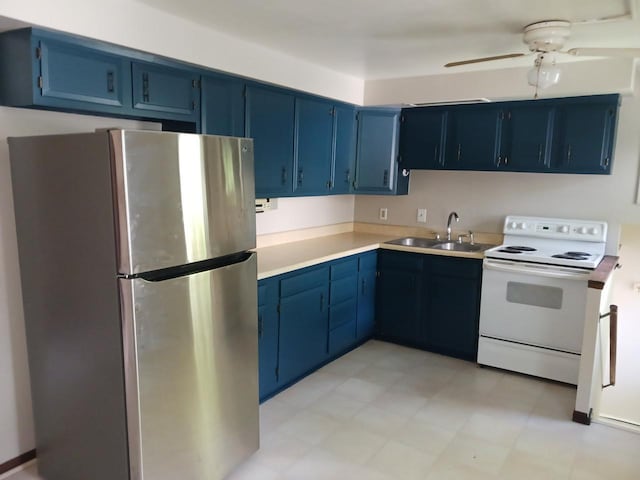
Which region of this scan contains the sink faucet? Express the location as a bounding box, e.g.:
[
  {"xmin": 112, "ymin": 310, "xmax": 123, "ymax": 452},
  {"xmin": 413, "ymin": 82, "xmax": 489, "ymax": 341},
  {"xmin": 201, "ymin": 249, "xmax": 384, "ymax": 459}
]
[{"xmin": 446, "ymin": 212, "xmax": 459, "ymax": 241}]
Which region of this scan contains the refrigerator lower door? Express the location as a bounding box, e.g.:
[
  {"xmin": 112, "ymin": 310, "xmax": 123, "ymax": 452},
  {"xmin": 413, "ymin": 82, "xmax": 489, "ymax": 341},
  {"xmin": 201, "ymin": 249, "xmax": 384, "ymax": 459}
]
[{"xmin": 119, "ymin": 253, "xmax": 259, "ymax": 480}]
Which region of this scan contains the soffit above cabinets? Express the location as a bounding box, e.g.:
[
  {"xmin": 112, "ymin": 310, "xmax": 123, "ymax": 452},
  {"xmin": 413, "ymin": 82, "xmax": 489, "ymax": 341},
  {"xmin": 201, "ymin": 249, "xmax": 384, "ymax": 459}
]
[{"xmin": 137, "ymin": 0, "xmax": 639, "ymax": 79}]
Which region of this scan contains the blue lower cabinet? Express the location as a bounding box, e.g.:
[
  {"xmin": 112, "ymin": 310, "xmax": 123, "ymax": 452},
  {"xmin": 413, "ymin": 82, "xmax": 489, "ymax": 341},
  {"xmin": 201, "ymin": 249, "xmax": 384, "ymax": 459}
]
[
  {"xmin": 376, "ymin": 250, "xmax": 425, "ymax": 346},
  {"xmin": 257, "ymin": 279, "xmax": 279, "ymax": 401},
  {"xmin": 424, "ymin": 256, "xmax": 482, "ymax": 360},
  {"xmin": 278, "ymin": 267, "xmax": 329, "ymax": 386},
  {"xmin": 356, "ymin": 252, "xmax": 377, "ymax": 341}
]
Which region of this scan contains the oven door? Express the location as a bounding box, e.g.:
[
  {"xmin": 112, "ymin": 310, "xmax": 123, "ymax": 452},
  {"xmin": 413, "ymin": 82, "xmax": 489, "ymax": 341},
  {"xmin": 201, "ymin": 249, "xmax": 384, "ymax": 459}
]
[{"xmin": 479, "ymin": 259, "xmax": 590, "ymax": 353}]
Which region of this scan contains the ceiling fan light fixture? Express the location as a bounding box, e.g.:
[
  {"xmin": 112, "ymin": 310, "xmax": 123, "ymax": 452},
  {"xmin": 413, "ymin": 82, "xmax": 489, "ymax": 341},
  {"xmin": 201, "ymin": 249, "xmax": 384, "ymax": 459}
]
[{"xmin": 527, "ymin": 53, "xmax": 561, "ymax": 89}]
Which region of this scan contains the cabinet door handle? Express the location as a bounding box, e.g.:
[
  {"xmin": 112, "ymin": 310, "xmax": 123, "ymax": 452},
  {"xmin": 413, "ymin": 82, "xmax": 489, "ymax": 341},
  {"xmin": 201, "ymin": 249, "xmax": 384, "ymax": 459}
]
[
  {"xmin": 433, "ymin": 145, "xmax": 438, "ymax": 164},
  {"xmin": 566, "ymin": 144, "xmax": 572, "ymax": 164},
  {"xmin": 326, "ymin": 180, "xmax": 332, "ymax": 189},
  {"xmin": 297, "ymin": 167, "xmax": 304, "ymax": 185},
  {"xmin": 345, "ymin": 168, "xmax": 351, "ymax": 184},
  {"xmin": 504, "ymin": 156, "xmax": 509, "ymax": 165},
  {"xmin": 281, "ymin": 167, "xmax": 287, "ymax": 185},
  {"xmin": 603, "ymin": 157, "xmax": 610, "ymax": 169},
  {"xmin": 382, "ymin": 169, "xmax": 389, "ymax": 186},
  {"xmin": 496, "ymin": 156, "xmax": 502, "ymax": 167},
  {"xmin": 457, "ymin": 144, "xmax": 462, "ymax": 162},
  {"xmin": 106, "ymin": 71, "xmax": 114, "ymax": 93},
  {"xmin": 258, "ymin": 314, "xmax": 263, "ymax": 339},
  {"xmin": 142, "ymin": 72, "xmax": 150, "ymax": 102}
]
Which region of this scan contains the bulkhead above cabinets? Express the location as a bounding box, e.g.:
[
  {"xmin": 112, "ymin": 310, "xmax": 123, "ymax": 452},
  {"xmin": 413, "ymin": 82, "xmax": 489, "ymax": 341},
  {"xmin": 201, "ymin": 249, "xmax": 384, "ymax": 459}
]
[{"xmin": 399, "ymin": 94, "xmax": 619, "ymax": 175}]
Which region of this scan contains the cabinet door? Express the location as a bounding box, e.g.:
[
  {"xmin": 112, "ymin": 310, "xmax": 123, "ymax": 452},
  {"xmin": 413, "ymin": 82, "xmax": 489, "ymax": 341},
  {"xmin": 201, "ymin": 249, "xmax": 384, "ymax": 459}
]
[
  {"xmin": 37, "ymin": 37, "xmax": 130, "ymax": 113},
  {"xmin": 201, "ymin": 75, "xmax": 245, "ymax": 137},
  {"xmin": 294, "ymin": 97, "xmax": 334, "ymax": 195},
  {"xmin": 332, "ymin": 105, "xmax": 357, "ymax": 194},
  {"xmin": 448, "ymin": 106, "xmax": 501, "ymax": 170},
  {"xmin": 399, "ymin": 108, "xmax": 447, "ymax": 169},
  {"xmin": 424, "ymin": 256, "xmax": 482, "ymax": 360},
  {"xmin": 245, "ymin": 85, "xmax": 295, "ymax": 197},
  {"xmin": 354, "ymin": 109, "xmax": 401, "ymax": 193},
  {"xmin": 279, "ymin": 285, "xmax": 329, "ymax": 385},
  {"xmin": 257, "ymin": 279, "xmax": 279, "ymax": 401},
  {"xmin": 132, "ymin": 61, "xmax": 199, "ymax": 119},
  {"xmin": 376, "ymin": 269, "xmax": 423, "ymax": 345},
  {"xmin": 357, "ymin": 267, "xmax": 377, "ymax": 341},
  {"xmin": 552, "ymin": 102, "xmax": 618, "ymax": 174},
  {"xmin": 500, "ymin": 105, "xmax": 553, "ymax": 171}
]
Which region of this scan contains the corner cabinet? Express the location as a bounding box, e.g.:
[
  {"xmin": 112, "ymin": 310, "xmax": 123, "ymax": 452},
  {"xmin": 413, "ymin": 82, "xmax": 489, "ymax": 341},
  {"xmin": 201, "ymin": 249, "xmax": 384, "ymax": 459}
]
[
  {"xmin": 399, "ymin": 94, "xmax": 619, "ymax": 175},
  {"xmin": 354, "ymin": 109, "xmax": 409, "ymax": 195},
  {"xmin": 201, "ymin": 74, "xmax": 245, "ymax": 137}
]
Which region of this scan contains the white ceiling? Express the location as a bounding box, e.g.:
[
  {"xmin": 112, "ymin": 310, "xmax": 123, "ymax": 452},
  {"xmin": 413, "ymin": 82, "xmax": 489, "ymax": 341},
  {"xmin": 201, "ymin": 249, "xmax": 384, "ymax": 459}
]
[{"xmin": 138, "ymin": 0, "xmax": 640, "ymax": 79}]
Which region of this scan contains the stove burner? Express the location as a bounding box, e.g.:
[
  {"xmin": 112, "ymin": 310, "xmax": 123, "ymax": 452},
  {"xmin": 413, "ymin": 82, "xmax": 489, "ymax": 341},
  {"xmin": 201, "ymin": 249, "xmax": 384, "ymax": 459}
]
[
  {"xmin": 506, "ymin": 246, "xmax": 537, "ymax": 252},
  {"xmin": 552, "ymin": 253, "xmax": 589, "ymax": 260},
  {"xmin": 566, "ymin": 251, "xmax": 591, "ymax": 257},
  {"xmin": 498, "ymin": 249, "xmax": 522, "ymax": 254}
]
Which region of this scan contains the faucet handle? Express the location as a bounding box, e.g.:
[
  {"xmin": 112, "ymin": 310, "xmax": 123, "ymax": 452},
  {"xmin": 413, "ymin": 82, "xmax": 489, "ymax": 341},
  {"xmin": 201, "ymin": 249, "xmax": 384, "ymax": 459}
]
[
  {"xmin": 457, "ymin": 231, "xmax": 475, "ymax": 245},
  {"xmin": 434, "ymin": 233, "xmax": 441, "ymax": 241}
]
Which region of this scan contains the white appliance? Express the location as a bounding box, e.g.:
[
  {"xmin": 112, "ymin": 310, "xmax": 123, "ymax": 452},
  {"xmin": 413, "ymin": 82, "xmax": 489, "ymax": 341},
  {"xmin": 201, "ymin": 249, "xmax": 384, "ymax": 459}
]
[{"xmin": 478, "ymin": 215, "xmax": 607, "ymax": 384}]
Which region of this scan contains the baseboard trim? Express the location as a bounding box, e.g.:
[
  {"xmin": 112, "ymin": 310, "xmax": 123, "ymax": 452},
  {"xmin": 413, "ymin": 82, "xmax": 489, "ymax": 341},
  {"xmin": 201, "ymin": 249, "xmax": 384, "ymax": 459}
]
[
  {"xmin": 0, "ymin": 450, "xmax": 36, "ymax": 475},
  {"xmin": 573, "ymin": 409, "xmax": 592, "ymax": 425}
]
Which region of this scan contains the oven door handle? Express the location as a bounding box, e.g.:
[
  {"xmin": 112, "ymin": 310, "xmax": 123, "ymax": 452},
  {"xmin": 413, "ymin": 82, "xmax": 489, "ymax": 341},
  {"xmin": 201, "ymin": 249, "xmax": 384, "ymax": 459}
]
[{"xmin": 483, "ymin": 259, "xmax": 590, "ymax": 280}]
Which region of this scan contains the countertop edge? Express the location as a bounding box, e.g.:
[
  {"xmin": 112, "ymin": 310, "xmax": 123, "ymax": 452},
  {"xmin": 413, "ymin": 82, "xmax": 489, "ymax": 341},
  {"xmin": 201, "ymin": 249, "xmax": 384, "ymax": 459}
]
[{"xmin": 588, "ymin": 255, "xmax": 620, "ymax": 290}]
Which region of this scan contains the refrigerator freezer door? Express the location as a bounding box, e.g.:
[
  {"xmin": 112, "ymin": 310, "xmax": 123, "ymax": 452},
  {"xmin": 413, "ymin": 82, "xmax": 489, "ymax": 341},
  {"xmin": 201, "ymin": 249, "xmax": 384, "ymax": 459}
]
[
  {"xmin": 120, "ymin": 252, "xmax": 259, "ymax": 480},
  {"xmin": 111, "ymin": 130, "xmax": 256, "ymax": 275}
]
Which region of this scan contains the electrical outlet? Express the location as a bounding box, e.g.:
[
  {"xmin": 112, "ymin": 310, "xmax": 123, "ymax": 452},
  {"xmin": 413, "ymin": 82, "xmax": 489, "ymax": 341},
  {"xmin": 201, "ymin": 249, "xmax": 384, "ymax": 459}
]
[
  {"xmin": 417, "ymin": 208, "xmax": 427, "ymax": 223},
  {"xmin": 379, "ymin": 208, "xmax": 388, "ymax": 221}
]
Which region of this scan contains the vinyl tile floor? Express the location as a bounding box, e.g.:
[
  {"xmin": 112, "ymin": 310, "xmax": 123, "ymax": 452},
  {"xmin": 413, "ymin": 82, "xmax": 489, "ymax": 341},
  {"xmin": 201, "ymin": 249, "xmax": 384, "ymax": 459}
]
[{"xmin": 5, "ymin": 340, "xmax": 640, "ymax": 480}]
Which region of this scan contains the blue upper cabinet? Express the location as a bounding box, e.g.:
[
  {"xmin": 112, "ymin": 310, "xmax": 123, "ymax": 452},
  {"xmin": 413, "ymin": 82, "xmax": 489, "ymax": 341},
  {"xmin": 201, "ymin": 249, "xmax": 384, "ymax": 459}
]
[
  {"xmin": 331, "ymin": 105, "xmax": 357, "ymax": 194},
  {"xmin": 201, "ymin": 74, "xmax": 245, "ymax": 137},
  {"xmin": 399, "ymin": 108, "xmax": 447, "ymax": 169},
  {"xmin": 447, "ymin": 105, "xmax": 502, "ymax": 170},
  {"xmin": 354, "ymin": 109, "xmax": 408, "ymax": 195},
  {"xmin": 294, "ymin": 96, "xmax": 334, "ymax": 195},
  {"xmin": 0, "ymin": 29, "xmax": 132, "ymax": 117},
  {"xmin": 498, "ymin": 105, "xmax": 554, "ymax": 172},
  {"xmin": 551, "ymin": 96, "xmax": 619, "ymax": 174},
  {"xmin": 245, "ymin": 84, "xmax": 296, "ymax": 198},
  {"xmin": 131, "ymin": 61, "xmax": 200, "ymax": 122}
]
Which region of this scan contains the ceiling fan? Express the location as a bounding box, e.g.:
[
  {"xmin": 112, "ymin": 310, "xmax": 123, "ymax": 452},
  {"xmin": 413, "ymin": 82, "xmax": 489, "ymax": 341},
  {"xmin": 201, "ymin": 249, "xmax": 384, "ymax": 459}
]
[{"xmin": 444, "ymin": 20, "xmax": 640, "ymax": 93}]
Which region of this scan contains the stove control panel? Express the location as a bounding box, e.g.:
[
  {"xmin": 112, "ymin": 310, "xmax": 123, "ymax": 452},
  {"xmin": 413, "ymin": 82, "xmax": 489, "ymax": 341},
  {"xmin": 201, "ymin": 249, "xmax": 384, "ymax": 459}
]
[{"xmin": 502, "ymin": 216, "xmax": 607, "ymax": 242}]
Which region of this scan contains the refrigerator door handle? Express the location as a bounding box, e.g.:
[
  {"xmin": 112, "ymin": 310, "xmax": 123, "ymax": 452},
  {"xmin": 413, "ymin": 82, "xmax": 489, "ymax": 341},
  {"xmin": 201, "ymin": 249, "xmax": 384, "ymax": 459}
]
[{"xmin": 138, "ymin": 251, "xmax": 254, "ymax": 282}]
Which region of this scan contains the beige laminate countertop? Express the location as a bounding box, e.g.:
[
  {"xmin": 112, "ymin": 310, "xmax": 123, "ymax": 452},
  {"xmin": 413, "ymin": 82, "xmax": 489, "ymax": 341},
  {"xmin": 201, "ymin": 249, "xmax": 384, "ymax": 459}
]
[{"xmin": 256, "ymin": 232, "xmax": 491, "ymax": 279}]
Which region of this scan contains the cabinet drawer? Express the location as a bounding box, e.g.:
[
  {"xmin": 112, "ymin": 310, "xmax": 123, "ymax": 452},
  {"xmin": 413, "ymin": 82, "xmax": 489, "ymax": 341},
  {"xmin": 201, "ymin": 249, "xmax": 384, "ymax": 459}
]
[
  {"xmin": 329, "ymin": 298, "xmax": 357, "ymax": 329},
  {"xmin": 258, "ymin": 278, "xmax": 278, "ymax": 306},
  {"xmin": 329, "ymin": 320, "xmax": 357, "ymax": 355},
  {"xmin": 378, "ymin": 250, "xmax": 424, "ymax": 272},
  {"xmin": 330, "ymin": 275, "xmax": 358, "ymax": 305},
  {"xmin": 359, "ymin": 251, "xmax": 377, "ymax": 272},
  {"xmin": 330, "ymin": 257, "xmax": 358, "ymax": 280},
  {"xmin": 280, "ymin": 266, "xmax": 328, "ymax": 298}
]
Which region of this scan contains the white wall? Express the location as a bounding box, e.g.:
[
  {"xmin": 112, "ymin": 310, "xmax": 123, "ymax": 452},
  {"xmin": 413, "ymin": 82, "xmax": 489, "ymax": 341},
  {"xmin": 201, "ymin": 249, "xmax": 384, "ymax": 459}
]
[
  {"xmin": 256, "ymin": 196, "xmax": 355, "ymax": 236},
  {"xmin": 0, "ymin": 0, "xmax": 364, "ymax": 105},
  {"xmin": 364, "ymin": 57, "xmax": 636, "ymax": 106},
  {"xmin": 0, "ymin": 107, "xmax": 159, "ymax": 463},
  {"xmin": 599, "ymin": 224, "xmax": 640, "ymax": 426}
]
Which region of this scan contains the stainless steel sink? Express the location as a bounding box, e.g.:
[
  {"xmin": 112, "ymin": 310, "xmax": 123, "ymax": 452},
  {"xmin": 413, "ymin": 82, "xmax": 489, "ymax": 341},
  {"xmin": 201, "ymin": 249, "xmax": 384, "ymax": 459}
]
[
  {"xmin": 429, "ymin": 242, "xmax": 492, "ymax": 252},
  {"xmin": 385, "ymin": 237, "xmax": 443, "ymax": 248},
  {"xmin": 385, "ymin": 237, "xmax": 494, "ymax": 253}
]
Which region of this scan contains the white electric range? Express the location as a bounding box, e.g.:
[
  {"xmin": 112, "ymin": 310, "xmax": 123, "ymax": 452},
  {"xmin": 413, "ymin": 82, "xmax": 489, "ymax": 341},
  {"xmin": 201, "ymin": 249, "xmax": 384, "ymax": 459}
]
[{"xmin": 478, "ymin": 216, "xmax": 607, "ymax": 385}]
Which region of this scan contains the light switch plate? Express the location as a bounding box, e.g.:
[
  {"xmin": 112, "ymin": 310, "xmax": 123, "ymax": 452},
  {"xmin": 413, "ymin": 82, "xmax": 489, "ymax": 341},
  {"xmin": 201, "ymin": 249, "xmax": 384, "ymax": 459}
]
[
  {"xmin": 379, "ymin": 208, "xmax": 388, "ymax": 221},
  {"xmin": 417, "ymin": 208, "xmax": 427, "ymax": 223}
]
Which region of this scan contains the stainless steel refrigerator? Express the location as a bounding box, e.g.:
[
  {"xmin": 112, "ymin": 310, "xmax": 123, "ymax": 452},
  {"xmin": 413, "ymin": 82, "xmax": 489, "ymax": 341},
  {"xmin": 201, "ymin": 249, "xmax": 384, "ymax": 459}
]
[{"xmin": 9, "ymin": 130, "xmax": 259, "ymax": 480}]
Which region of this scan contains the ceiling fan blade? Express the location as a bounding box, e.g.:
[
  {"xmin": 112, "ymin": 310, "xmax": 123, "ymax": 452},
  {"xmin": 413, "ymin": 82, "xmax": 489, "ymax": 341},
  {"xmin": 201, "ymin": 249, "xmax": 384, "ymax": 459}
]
[
  {"xmin": 566, "ymin": 48, "xmax": 640, "ymax": 57},
  {"xmin": 444, "ymin": 53, "xmax": 526, "ymax": 68}
]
